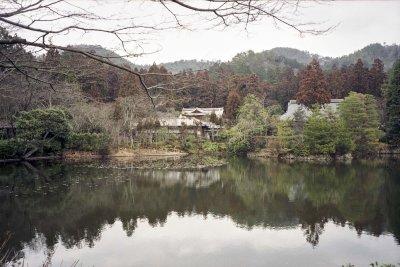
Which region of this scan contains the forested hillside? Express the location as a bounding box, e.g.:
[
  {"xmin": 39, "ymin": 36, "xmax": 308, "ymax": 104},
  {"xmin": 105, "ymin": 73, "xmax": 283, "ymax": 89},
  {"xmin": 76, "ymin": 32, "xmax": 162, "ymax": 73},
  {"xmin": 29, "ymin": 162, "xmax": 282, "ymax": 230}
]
[
  {"xmin": 325, "ymin": 43, "xmax": 400, "ymax": 70},
  {"xmin": 75, "ymin": 43, "xmax": 399, "ymax": 74}
]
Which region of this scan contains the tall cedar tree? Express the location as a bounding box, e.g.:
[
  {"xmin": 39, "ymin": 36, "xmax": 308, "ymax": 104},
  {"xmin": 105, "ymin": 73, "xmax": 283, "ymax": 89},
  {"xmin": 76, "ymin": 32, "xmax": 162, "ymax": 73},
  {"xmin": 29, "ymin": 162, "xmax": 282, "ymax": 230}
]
[
  {"xmin": 245, "ymin": 74, "xmax": 263, "ymax": 99},
  {"xmin": 384, "ymin": 60, "xmax": 400, "ymax": 146},
  {"xmin": 268, "ymin": 67, "xmax": 299, "ymax": 109},
  {"xmin": 296, "ymin": 59, "xmax": 330, "ymax": 107},
  {"xmin": 327, "ymin": 64, "xmax": 346, "ymax": 98},
  {"xmin": 226, "ymin": 89, "xmax": 242, "ymax": 121},
  {"xmin": 196, "ymin": 70, "xmax": 214, "ymax": 107},
  {"xmin": 369, "ymin": 58, "xmax": 387, "ymax": 97},
  {"xmin": 350, "ymin": 59, "xmax": 369, "ymax": 94}
]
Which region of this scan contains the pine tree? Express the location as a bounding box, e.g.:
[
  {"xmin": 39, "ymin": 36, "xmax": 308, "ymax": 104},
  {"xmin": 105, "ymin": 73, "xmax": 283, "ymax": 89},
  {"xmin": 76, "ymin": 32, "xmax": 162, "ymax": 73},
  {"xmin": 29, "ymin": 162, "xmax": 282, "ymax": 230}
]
[
  {"xmin": 296, "ymin": 59, "xmax": 330, "ymax": 108},
  {"xmin": 384, "ymin": 60, "xmax": 400, "ymax": 146}
]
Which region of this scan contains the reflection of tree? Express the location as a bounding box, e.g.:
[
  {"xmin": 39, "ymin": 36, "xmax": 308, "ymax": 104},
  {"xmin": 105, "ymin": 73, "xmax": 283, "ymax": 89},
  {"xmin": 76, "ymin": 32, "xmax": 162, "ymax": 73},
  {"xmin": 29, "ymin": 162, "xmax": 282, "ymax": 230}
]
[
  {"xmin": 0, "ymin": 157, "xmax": 399, "ymax": 261},
  {"xmin": 384, "ymin": 160, "xmax": 400, "ymax": 245},
  {"xmin": 302, "ymin": 221, "xmax": 325, "ymax": 247},
  {"xmin": 221, "ymin": 158, "xmax": 397, "ymax": 245}
]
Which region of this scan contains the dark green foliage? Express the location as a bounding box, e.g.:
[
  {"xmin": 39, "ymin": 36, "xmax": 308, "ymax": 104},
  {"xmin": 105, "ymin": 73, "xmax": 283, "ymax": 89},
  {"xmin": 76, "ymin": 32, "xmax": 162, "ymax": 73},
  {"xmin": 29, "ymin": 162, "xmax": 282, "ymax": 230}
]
[
  {"xmin": 209, "ymin": 112, "xmax": 218, "ymax": 124},
  {"xmin": 67, "ymin": 132, "xmax": 110, "ymax": 153},
  {"xmin": 0, "ymin": 108, "xmax": 74, "ymax": 158},
  {"xmin": 0, "ymin": 140, "xmax": 15, "ymax": 159},
  {"xmin": 383, "ymin": 60, "xmax": 400, "ymax": 147},
  {"xmin": 15, "ymin": 108, "xmax": 72, "ymax": 145},
  {"xmin": 0, "ymin": 139, "xmax": 62, "ymax": 159}
]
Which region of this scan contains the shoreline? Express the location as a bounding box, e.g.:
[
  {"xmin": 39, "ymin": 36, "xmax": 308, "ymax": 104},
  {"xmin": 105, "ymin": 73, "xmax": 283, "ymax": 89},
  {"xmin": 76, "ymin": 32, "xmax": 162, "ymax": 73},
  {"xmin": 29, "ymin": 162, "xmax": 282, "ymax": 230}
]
[{"xmin": 2, "ymin": 147, "xmax": 400, "ymax": 164}]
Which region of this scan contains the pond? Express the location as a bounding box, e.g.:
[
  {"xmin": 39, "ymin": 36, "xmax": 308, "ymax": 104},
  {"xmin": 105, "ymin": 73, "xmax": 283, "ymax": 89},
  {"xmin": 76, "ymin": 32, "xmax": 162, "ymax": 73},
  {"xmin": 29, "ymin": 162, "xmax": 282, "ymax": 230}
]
[{"xmin": 0, "ymin": 158, "xmax": 399, "ymax": 267}]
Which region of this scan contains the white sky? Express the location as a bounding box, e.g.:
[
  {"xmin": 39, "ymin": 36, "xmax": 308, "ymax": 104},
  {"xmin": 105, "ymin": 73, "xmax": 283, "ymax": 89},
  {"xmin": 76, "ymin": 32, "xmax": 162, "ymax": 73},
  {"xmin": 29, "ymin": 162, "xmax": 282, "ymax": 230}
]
[
  {"xmin": 11, "ymin": 0, "xmax": 400, "ymax": 64},
  {"xmin": 136, "ymin": 1, "xmax": 400, "ymax": 64}
]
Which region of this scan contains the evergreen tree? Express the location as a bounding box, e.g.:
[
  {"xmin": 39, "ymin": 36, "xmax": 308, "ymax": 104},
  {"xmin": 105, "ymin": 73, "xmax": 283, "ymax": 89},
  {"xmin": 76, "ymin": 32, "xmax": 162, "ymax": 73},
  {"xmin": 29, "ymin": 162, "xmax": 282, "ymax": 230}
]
[
  {"xmin": 349, "ymin": 59, "xmax": 369, "ymax": 94},
  {"xmin": 196, "ymin": 70, "xmax": 214, "ymax": 107},
  {"xmin": 292, "ymin": 108, "xmax": 307, "ymax": 136},
  {"xmin": 226, "ymin": 89, "xmax": 242, "ymax": 121},
  {"xmin": 267, "ymin": 67, "xmax": 299, "ymax": 109},
  {"xmin": 225, "ymin": 95, "xmax": 269, "ymax": 153},
  {"xmin": 327, "ymin": 64, "xmax": 346, "ymax": 98},
  {"xmin": 339, "ymin": 92, "xmax": 383, "ymax": 154},
  {"xmin": 304, "ymin": 108, "xmax": 337, "ymax": 155},
  {"xmin": 368, "ymin": 58, "xmax": 387, "ymax": 97},
  {"xmin": 296, "ymin": 59, "xmax": 330, "ymax": 108},
  {"xmin": 384, "ymin": 60, "xmax": 400, "ymax": 146},
  {"xmin": 245, "ymin": 73, "xmax": 263, "ymax": 99}
]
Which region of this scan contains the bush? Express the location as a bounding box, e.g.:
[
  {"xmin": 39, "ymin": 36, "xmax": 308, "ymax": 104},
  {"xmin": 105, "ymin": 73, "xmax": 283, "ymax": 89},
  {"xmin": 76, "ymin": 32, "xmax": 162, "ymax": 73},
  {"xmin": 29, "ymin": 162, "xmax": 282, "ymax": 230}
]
[
  {"xmin": 67, "ymin": 132, "xmax": 111, "ymax": 153},
  {"xmin": 293, "ymin": 143, "xmax": 310, "ymax": 157},
  {"xmin": 202, "ymin": 141, "xmax": 227, "ymax": 153},
  {"xmin": 0, "ymin": 139, "xmax": 56, "ymax": 159},
  {"xmin": 0, "ymin": 140, "xmax": 15, "ymax": 159},
  {"xmin": 227, "ymin": 136, "xmax": 250, "ymax": 154}
]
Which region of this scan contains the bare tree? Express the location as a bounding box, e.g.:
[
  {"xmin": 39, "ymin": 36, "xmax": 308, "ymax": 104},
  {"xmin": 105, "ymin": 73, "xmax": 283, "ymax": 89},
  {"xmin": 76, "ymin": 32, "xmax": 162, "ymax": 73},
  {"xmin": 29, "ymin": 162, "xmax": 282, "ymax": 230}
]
[{"xmin": 0, "ymin": 0, "xmax": 331, "ymax": 104}]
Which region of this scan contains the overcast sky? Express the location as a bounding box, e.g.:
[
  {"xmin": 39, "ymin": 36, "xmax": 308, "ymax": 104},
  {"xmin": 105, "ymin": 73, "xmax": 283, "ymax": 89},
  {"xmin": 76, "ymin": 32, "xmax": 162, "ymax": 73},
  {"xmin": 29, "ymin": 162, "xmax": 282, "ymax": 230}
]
[
  {"xmin": 132, "ymin": 1, "xmax": 400, "ymax": 64},
  {"xmin": 14, "ymin": 0, "xmax": 400, "ymax": 65}
]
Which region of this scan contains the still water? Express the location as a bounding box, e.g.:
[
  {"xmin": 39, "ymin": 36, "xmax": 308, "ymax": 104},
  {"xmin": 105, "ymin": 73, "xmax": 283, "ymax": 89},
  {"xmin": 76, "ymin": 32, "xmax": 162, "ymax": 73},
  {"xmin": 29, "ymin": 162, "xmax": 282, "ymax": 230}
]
[{"xmin": 0, "ymin": 158, "xmax": 399, "ymax": 267}]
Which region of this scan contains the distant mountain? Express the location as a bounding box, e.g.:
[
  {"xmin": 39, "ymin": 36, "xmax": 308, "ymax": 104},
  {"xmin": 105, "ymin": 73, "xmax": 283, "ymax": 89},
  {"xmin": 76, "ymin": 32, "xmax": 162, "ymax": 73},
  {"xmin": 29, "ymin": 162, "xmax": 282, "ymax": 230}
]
[
  {"xmin": 324, "ymin": 43, "xmax": 400, "ymax": 70},
  {"xmin": 269, "ymin": 47, "xmax": 317, "ymax": 65},
  {"xmin": 72, "ymin": 43, "xmax": 400, "ymax": 75},
  {"xmin": 154, "ymin": 60, "xmax": 215, "ymax": 74},
  {"xmin": 72, "ymin": 44, "xmax": 140, "ymax": 70},
  {"xmin": 72, "ymin": 45, "xmax": 215, "ymax": 73},
  {"xmin": 140, "ymin": 59, "xmax": 215, "ymax": 74}
]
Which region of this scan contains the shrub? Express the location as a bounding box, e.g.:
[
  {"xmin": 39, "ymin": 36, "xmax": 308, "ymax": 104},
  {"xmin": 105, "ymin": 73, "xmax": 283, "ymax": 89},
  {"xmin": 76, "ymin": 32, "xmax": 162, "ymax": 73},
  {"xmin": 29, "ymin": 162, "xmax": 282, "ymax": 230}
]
[
  {"xmin": 202, "ymin": 141, "xmax": 227, "ymax": 153},
  {"xmin": 0, "ymin": 140, "xmax": 15, "ymax": 159},
  {"xmin": 67, "ymin": 132, "xmax": 111, "ymax": 153}
]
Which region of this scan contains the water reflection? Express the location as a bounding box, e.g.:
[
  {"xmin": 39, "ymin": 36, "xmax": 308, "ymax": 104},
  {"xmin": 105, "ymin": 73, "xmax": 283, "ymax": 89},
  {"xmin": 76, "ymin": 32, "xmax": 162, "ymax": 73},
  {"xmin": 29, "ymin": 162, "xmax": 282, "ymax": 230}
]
[{"xmin": 0, "ymin": 158, "xmax": 400, "ymax": 266}]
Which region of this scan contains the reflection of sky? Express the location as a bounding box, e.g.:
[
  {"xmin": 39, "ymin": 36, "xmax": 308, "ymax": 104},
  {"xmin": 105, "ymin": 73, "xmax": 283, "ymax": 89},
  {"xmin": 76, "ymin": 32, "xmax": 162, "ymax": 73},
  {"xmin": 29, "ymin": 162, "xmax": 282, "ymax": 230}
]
[{"xmin": 20, "ymin": 213, "xmax": 400, "ymax": 267}]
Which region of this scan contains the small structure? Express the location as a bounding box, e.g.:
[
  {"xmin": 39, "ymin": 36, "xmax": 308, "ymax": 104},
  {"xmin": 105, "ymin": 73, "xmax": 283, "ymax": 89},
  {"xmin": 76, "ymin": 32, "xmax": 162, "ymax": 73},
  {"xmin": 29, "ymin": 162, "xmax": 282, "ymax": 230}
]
[
  {"xmin": 280, "ymin": 99, "xmax": 343, "ymax": 120},
  {"xmin": 180, "ymin": 107, "xmax": 224, "ymax": 121},
  {"xmin": 159, "ymin": 117, "xmax": 222, "ymax": 139}
]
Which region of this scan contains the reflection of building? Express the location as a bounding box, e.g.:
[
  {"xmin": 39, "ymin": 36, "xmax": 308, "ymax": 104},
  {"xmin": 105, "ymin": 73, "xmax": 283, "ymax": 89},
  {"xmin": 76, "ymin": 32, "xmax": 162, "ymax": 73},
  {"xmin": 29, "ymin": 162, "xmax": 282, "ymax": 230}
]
[
  {"xmin": 280, "ymin": 99, "xmax": 343, "ymax": 120},
  {"xmin": 139, "ymin": 169, "xmax": 221, "ymax": 188}
]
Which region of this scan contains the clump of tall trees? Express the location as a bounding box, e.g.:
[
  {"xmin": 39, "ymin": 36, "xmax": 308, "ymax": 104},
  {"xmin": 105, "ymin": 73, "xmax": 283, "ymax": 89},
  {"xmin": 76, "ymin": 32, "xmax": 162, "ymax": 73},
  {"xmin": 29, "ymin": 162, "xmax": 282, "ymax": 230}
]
[
  {"xmin": 272, "ymin": 91, "xmax": 383, "ymax": 157},
  {"xmin": 383, "ymin": 60, "xmax": 400, "ymax": 147}
]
